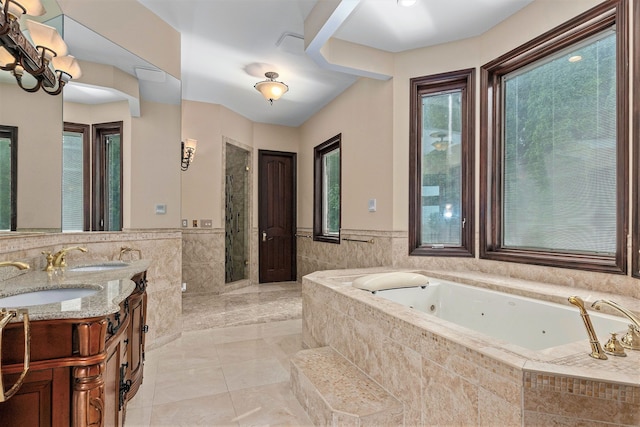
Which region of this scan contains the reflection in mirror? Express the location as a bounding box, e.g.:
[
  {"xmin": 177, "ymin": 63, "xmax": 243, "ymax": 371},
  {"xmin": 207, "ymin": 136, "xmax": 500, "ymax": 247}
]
[
  {"xmin": 0, "ymin": 125, "xmax": 17, "ymax": 231},
  {"xmin": 0, "ymin": 8, "xmax": 180, "ymax": 232}
]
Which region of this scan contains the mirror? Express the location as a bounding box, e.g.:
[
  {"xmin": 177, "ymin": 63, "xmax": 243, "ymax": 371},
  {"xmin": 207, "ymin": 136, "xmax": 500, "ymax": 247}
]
[{"xmin": 0, "ymin": 7, "xmax": 181, "ymax": 232}]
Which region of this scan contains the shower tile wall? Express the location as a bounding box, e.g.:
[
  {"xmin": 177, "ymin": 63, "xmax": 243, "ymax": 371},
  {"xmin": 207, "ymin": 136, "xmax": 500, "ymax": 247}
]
[{"xmin": 225, "ymin": 144, "xmax": 249, "ymax": 284}]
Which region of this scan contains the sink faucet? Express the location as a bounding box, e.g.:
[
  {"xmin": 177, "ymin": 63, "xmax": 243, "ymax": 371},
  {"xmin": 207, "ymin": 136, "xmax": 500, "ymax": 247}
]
[
  {"xmin": 51, "ymin": 246, "xmax": 88, "ymax": 269},
  {"xmin": 0, "ymin": 261, "xmax": 30, "ymax": 270},
  {"xmin": 568, "ymin": 296, "xmax": 608, "ymax": 360},
  {"xmin": 592, "ymin": 299, "xmax": 640, "ymax": 350},
  {"xmin": 118, "ymin": 246, "xmax": 142, "ymax": 261}
]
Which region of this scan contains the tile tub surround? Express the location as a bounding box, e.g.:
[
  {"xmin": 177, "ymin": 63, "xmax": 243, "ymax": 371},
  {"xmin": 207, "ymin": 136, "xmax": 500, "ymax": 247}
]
[
  {"xmin": 302, "ymin": 268, "xmax": 640, "ymax": 426},
  {"xmin": 0, "ymin": 230, "xmax": 182, "ymax": 350}
]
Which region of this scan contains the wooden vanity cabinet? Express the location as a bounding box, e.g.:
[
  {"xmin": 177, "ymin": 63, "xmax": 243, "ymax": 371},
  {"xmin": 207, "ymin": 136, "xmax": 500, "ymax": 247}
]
[{"xmin": 0, "ymin": 271, "xmax": 148, "ymax": 427}]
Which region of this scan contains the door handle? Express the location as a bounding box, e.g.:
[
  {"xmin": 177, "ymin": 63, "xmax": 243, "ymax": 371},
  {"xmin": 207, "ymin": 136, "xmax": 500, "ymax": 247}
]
[{"xmin": 262, "ymin": 231, "xmax": 267, "ymax": 242}]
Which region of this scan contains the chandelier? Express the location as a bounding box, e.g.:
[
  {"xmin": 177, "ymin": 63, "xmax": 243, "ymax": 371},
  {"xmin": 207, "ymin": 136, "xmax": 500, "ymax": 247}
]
[
  {"xmin": 0, "ymin": 0, "xmax": 82, "ymax": 95},
  {"xmin": 254, "ymin": 71, "xmax": 288, "ymax": 105}
]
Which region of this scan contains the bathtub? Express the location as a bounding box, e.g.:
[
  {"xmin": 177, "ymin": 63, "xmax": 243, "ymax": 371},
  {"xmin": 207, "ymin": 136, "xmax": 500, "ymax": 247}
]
[
  {"xmin": 364, "ymin": 278, "xmax": 630, "ymax": 351},
  {"xmin": 302, "ymin": 268, "xmax": 640, "ymax": 425}
]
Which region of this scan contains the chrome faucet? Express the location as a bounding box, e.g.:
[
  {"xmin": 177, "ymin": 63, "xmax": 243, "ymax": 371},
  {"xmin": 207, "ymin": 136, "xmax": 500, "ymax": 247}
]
[
  {"xmin": 0, "ymin": 261, "xmax": 30, "ymax": 270},
  {"xmin": 568, "ymin": 296, "xmax": 608, "ymax": 360},
  {"xmin": 51, "ymin": 246, "xmax": 88, "ymax": 269},
  {"xmin": 591, "ymin": 299, "xmax": 640, "ymax": 350}
]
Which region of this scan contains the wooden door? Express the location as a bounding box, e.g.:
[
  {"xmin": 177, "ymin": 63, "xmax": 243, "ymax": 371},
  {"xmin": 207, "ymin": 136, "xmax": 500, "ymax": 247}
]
[{"xmin": 258, "ymin": 150, "xmax": 296, "ymax": 283}]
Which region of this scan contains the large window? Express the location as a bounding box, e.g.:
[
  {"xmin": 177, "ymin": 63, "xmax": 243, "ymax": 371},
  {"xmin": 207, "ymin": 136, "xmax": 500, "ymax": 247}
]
[
  {"xmin": 314, "ymin": 134, "xmax": 341, "ymax": 243},
  {"xmin": 481, "ymin": 1, "xmax": 629, "ymax": 273},
  {"xmin": 409, "ymin": 69, "xmax": 475, "ymax": 257},
  {"xmin": 0, "ymin": 125, "xmax": 17, "ymax": 231}
]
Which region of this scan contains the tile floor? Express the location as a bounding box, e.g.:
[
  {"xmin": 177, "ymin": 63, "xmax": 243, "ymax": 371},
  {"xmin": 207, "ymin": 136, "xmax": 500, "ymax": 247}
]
[{"xmin": 125, "ymin": 283, "xmax": 313, "ymax": 426}]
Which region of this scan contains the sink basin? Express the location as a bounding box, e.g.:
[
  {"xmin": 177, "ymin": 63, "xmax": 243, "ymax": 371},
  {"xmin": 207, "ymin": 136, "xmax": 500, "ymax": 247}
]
[
  {"xmin": 69, "ymin": 262, "xmax": 129, "ymax": 272},
  {"xmin": 0, "ymin": 288, "xmax": 99, "ymax": 307}
]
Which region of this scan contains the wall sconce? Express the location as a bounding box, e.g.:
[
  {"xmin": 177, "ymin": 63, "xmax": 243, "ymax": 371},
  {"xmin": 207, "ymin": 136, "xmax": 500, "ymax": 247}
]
[
  {"xmin": 254, "ymin": 71, "xmax": 288, "ymax": 105},
  {"xmin": 0, "ymin": 0, "xmax": 82, "ymax": 95},
  {"xmin": 181, "ymin": 138, "xmax": 197, "ymax": 171}
]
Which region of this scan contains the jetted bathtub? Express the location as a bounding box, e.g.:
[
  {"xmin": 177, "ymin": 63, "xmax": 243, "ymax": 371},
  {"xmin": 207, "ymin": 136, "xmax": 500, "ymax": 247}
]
[{"xmin": 357, "ymin": 277, "xmax": 630, "ymax": 351}]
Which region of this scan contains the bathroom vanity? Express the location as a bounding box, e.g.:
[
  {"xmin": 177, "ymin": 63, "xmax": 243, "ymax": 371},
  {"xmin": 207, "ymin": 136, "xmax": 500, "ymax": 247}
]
[{"xmin": 0, "ymin": 260, "xmax": 149, "ymax": 427}]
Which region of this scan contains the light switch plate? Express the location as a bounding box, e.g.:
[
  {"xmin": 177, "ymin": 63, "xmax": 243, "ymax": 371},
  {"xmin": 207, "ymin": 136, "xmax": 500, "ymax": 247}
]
[
  {"xmin": 182, "ymin": 219, "xmax": 188, "ymax": 227},
  {"xmin": 368, "ymin": 199, "xmax": 377, "ymax": 212},
  {"xmin": 155, "ymin": 204, "xmax": 167, "ymax": 214}
]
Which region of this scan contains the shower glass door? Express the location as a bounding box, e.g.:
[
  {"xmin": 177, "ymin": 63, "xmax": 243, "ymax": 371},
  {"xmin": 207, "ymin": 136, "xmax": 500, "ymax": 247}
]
[{"xmin": 225, "ymin": 143, "xmax": 249, "ymax": 283}]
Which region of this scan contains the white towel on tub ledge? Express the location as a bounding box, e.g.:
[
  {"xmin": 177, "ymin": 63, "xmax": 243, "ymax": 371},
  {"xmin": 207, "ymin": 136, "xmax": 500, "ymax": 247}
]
[{"xmin": 352, "ymin": 272, "xmax": 428, "ymax": 292}]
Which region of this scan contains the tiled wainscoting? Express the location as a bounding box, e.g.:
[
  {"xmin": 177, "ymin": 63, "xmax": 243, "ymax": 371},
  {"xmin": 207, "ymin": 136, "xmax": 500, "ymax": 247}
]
[{"xmin": 0, "ymin": 230, "xmax": 183, "ymax": 349}]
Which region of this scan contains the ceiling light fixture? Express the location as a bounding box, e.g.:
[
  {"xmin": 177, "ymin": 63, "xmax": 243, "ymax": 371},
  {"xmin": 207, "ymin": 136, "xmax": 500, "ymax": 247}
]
[
  {"xmin": 181, "ymin": 138, "xmax": 197, "ymax": 171},
  {"xmin": 0, "ymin": 0, "xmax": 82, "ymax": 95},
  {"xmin": 254, "ymin": 71, "xmax": 288, "ymax": 105},
  {"xmin": 397, "ymin": 0, "xmax": 417, "ymax": 7}
]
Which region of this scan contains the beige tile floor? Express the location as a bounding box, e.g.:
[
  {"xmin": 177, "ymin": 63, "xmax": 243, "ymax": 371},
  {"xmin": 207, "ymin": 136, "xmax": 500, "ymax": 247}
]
[{"xmin": 125, "ymin": 283, "xmax": 313, "ymax": 426}]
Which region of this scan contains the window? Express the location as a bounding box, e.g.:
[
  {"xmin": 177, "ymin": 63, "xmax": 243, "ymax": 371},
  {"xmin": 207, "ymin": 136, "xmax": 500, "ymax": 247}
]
[
  {"xmin": 62, "ymin": 121, "xmax": 123, "ymax": 231},
  {"xmin": 314, "ymin": 134, "xmax": 341, "ymax": 243},
  {"xmin": 481, "ymin": 1, "xmax": 629, "ymax": 273},
  {"xmin": 0, "ymin": 125, "xmax": 17, "ymax": 231},
  {"xmin": 409, "ymin": 69, "xmax": 475, "ymax": 257},
  {"xmin": 93, "ymin": 122, "xmax": 123, "ymax": 231},
  {"xmin": 62, "ymin": 123, "xmax": 89, "ymax": 231}
]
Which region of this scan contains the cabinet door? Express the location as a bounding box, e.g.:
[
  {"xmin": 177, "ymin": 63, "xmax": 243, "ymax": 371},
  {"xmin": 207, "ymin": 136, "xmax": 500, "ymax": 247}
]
[
  {"xmin": 0, "ymin": 366, "xmax": 71, "ymax": 427},
  {"xmin": 103, "ymin": 335, "xmax": 127, "ymax": 427},
  {"xmin": 127, "ymin": 291, "xmax": 146, "ymax": 397}
]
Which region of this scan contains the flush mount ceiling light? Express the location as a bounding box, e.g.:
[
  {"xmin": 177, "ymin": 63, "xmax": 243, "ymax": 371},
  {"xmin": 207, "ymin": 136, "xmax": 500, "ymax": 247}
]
[
  {"xmin": 0, "ymin": 0, "xmax": 82, "ymax": 95},
  {"xmin": 397, "ymin": 0, "xmax": 417, "ymax": 7},
  {"xmin": 254, "ymin": 71, "xmax": 288, "ymax": 105}
]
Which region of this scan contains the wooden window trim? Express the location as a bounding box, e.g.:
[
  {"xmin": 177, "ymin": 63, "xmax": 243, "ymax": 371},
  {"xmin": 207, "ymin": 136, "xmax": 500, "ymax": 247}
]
[
  {"xmin": 313, "ymin": 134, "xmax": 341, "ymax": 244},
  {"xmin": 92, "ymin": 121, "xmax": 123, "ymax": 231},
  {"xmin": 632, "ymin": 0, "xmax": 640, "ymax": 278},
  {"xmin": 409, "ymin": 69, "xmax": 475, "ymax": 257},
  {"xmin": 480, "ymin": 0, "xmax": 629, "ymax": 274}
]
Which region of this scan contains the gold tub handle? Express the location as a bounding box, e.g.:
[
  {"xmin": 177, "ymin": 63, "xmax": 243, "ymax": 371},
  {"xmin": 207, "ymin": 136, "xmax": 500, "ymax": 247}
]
[{"xmin": 0, "ymin": 308, "xmax": 30, "ymax": 402}]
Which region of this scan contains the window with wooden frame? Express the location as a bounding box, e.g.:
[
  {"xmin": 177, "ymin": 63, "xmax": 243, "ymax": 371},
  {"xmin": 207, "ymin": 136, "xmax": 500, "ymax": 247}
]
[
  {"xmin": 313, "ymin": 134, "xmax": 341, "ymax": 243},
  {"xmin": 409, "ymin": 69, "xmax": 475, "ymax": 257},
  {"xmin": 480, "ymin": 1, "xmax": 629, "ymax": 273}
]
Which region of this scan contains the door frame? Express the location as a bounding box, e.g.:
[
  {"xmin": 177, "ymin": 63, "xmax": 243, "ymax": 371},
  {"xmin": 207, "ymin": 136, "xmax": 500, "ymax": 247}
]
[{"xmin": 258, "ymin": 149, "xmax": 297, "ymax": 283}]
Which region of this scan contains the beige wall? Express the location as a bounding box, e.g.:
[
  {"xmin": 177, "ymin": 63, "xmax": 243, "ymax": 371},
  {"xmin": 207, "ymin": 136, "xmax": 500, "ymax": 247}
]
[
  {"xmin": 130, "ymin": 100, "xmax": 182, "ymax": 228},
  {"xmin": 181, "ymin": 100, "xmax": 300, "ymax": 229},
  {"xmin": 57, "ymin": 0, "xmax": 180, "ymax": 80},
  {"xmin": 0, "ymin": 83, "xmax": 63, "ymax": 231},
  {"xmin": 299, "ymin": 77, "xmax": 394, "ymax": 231}
]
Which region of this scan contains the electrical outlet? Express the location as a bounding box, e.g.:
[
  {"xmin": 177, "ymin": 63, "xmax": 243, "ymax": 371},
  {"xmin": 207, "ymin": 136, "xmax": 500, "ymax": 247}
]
[
  {"xmin": 201, "ymin": 219, "xmax": 212, "ymax": 228},
  {"xmin": 182, "ymin": 219, "xmax": 188, "ymax": 227}
]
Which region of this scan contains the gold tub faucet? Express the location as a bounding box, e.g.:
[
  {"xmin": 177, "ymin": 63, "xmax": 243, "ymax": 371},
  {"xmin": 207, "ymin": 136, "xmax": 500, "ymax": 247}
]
[
  {"xmin": 0, "ymin": 261, "xmax": 30, "ymax": 270},
  {"xmin": 568, "ymin": 296, "xmax": 608, "ymax": 360},
  {"xmin": 592, "ymin": 299, "xmax": 640, "ymax": 350},
  {"xmin": 52, "ymin": 246, "xmax": 88, "ymax": 268}
]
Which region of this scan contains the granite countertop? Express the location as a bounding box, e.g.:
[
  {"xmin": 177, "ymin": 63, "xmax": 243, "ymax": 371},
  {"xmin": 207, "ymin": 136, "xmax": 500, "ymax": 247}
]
[{"xmin": 0, "ymin": 259, "xmax": 151, "ymax": 321}]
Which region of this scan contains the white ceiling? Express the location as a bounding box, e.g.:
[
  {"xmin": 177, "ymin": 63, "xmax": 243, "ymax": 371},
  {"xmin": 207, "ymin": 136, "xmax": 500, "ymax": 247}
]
[{"xmin": 64, "ymin": 0, "xmax": 534, "ymax": 127}]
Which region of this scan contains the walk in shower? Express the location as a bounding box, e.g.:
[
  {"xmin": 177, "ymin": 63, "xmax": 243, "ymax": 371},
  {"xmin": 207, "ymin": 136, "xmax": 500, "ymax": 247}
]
[{"xmin": 225, "ymin": 143, "xmax": 249, "ymax": 283}]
